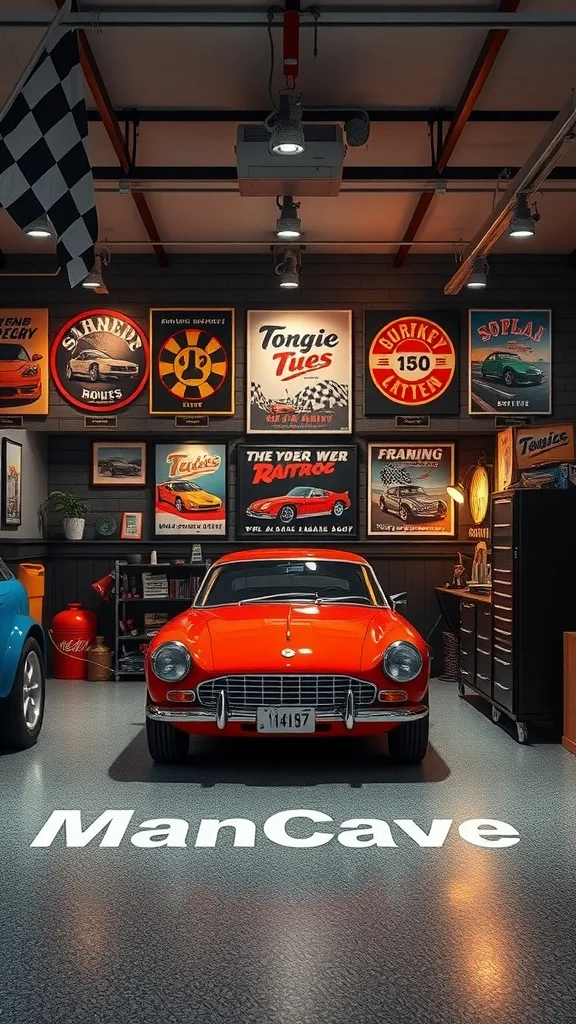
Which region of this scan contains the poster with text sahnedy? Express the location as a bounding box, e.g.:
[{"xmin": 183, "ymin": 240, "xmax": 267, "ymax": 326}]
[
  {"xmin": 149, "ymin": 308, "xmax": 234, "ymax": 415},
  {"xmin": 469, "ymin": 309, "xmax": 552, "ymax": 415},
  {"xmin": 155, "ymin": 443, "xmax": 227, "ymax": 536},
  {"xmin": 237, "ymin": 445, "xmax": 358, "ymax": 539},
  {"xmin": 0, "ymin": 309, "xmax": 49, "ymax": 415},
  {"xmin": 247, "ymin": 310, "xmax": 352, "ymax": 433},
  {"xmin": 368, "ymin": 443, "xmax": 455, "ymax": 538}
]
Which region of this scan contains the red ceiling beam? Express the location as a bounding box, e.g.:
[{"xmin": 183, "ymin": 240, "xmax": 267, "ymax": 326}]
[
  {"xmin": 393, "ymin": 0, "xmax": 522, "ymax": 267},
  {"xmin": 55, "ymin": 0, "xmax": 168, "ymax": 266}
]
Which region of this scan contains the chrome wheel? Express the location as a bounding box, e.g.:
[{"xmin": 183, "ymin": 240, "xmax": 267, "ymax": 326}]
[
  {"xmin": 279, "ymin": 505, "xmax": 296, "ymax": 524},
  {"xmin": 22, "ymin": 650, "xmax": 43, "ymax": 731},
  {"xmin": 333, "ymin": 501, "xmax": 345, "ymax": 517}
]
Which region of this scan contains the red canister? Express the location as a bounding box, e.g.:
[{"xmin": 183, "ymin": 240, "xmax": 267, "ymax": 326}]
[{"xmin": 51, "ymin": 603, "xmax": 98, "ymax": 679}]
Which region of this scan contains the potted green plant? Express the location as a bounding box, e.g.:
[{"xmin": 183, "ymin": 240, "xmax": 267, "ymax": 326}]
[{"xmin": 42, "ymin": 489, "xmax": 90, "ymax": 541}]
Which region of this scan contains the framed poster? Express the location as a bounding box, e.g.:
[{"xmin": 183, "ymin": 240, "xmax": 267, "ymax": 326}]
[
  {"xmin": 365, "ymin": 311, "xmax": 459, "ymax": 416},
  {"xmin": 469, "ymin": 310, "xmax": 552, "ymax": 415},
  {"xmin": 368, "ymin": 443, "xmax": 455, "ymax": 538},
  {"xmin": 237, "ymin": 445, "xmax": 358, "ymax": 540},
  {"xmin": 155, "ymin": 443, "xmax": 227, "ymax": 536},
  {"xmin": 2, "ymin": 438, "xmax": 22, "ymax": 527},
  {"xmin": 91, "ymin": 442, "xmax": 146, "ymax": 486},
  {"xmin": 0, "ymin": 309, "xmax": 49, "ymax": 416},
  {"xmin": 120, "ymin": 512, "xmax": 143, "ymax": 540},
  {"xmin": 149, "ymin": 308, "xmax": 234, "ymax": 416},
  {"xmin": 247, "ymin": 310, "xmax": 352, "ymax": 433},
  {"xmin": 50, "ymin": 310, "xmax": 149, "ymax": 412}
]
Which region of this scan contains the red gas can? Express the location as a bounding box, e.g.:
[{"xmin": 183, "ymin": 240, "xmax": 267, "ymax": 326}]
[{"xmin": 51, "ymin": 603, "xmax": 98, "ymax": 679}]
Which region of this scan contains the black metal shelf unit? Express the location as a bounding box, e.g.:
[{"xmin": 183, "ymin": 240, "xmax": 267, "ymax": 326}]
[{"xmin": 114, "ymin": 561, "xmax": 209, "ymax": 681}]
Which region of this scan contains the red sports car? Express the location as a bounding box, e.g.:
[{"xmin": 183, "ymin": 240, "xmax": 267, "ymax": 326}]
[
  {"xmin": 247, "ymin": 486, "xmax": 351, "ymax": 525},
  {"xmin": 0, "ymin": 344, "xmax": 42, "ymax": 403},
  {"xmin": 145, "ymin": 548, "xmax": 430, "ymax": 765}
]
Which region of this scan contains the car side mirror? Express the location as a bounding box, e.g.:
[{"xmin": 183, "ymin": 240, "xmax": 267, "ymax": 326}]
[
  {"xmin": 390, "ymin": 591, "xmax": 407, "ymax": 613},
  {"xmin": 32, "ymin": 352, "xmax": 42, "ymax": 361}
]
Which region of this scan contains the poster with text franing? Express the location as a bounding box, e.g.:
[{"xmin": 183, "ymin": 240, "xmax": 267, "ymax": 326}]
[
  {"xmin": 469, "ymin": 309, "xmax": 552, "ymax": 415},
  {"xmin": 368, "ymin": 443, "xmax": 455, "ymax": 538},
  {"xmin": 155, "ymin": 443, "xmax": 227, "ymax": 536},
  {"xmin": 149, "ymin": 308, "xmax": 234, "ymax": 415},
  {"xmin": 247, "ymin": 310, "xmax": 352, "ymax": 433},
  {"xmin": 237, "ymin": 445, "xmax": 358, "ymax": 539},
  {"xmin": 364, "ymin": 311, "xmax": 459, "ymax": 416},
  {"xmin": 0, "ymin": 309, "xmax": 49, "ymax": 415}
]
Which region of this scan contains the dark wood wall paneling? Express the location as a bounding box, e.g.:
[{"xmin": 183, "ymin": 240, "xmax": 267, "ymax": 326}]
[{"xmin": 1, "ymin": 252, "xmax": 575, "ymax": 656}]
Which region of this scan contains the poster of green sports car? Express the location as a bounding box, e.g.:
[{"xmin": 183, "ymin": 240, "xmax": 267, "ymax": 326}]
[{"xmin": 469, "ymin": 309, "xmax": 552, "ymax": 415}]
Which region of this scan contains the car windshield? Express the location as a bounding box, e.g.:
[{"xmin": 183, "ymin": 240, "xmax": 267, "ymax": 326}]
[
  {"xmin": 196, "ymin": 559, "xmax": 387, "ymax": 608},
  {"xmin": 171, "ymin": 481, "xmax": 200, "ymax": 491},
  {"xmin": 400, "ymin": 486, "xmax": 427, "ymax": 495},
  {"xmin": 0, "ymin": 345, "xmax": 29, "ymax": 360},
  {"xmin": 287, "ymin": 487, "xmax": 312, "ymax": 496}
]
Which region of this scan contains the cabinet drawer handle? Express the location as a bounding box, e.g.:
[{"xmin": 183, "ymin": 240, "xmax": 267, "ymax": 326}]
[
  {"xmin": 462, "ymin": 603, "xmax": 474, "ymax": 609},
  {"xmin": 494, "ymin": 522, "xmax": 511, "ymax": 528},
  {"xmin": 493, "ymin": 593, "xmax": 512, "ymax": 601},
  {"xmin": 493, "ymin": 567, "xmax": 512, "ymax": 573},
  {"xmin": 477, "ymin": 648, "xmax": 491, "ymax": 656},
  {"xmin": 494, "ymin": 545, "xmax": 511, "ymax": 551},
  {"xmin": 460, "ymin": 669, "xmax": 471, "ymax": 678},
  {"xmin": 461, "ymin": 626, "xmax": 473, "ymax": 634},
  {"xmin": 494, "ymin": 656, "xmax": 511, "ymax": 666},
  {"xmin": 494, "ymin": 615, "xmax": 512, "ymax": 624},
  {"xmin": 478, "ymin": 634, "xmax": 490, "ymax": 641},
  {"xmin": 477, "ymin": 674, "xmax": 490, "ymax": 681},
  {"xmin": 494, "ymin": 681, "xmax": 511, "ymax": 691},
  {"xmin": 494, "ymin": 627, "xmax": 512, "ymax": 636},
  {"xmin": 460, "ymin": 649, "xmax": 470, "ymax": 656},
  {"xmin": 494, "ymin": 643, "xmax": 511, "ymax": 655}
]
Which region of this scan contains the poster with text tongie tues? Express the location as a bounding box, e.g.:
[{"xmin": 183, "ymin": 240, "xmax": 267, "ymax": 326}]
[
  {"xmin": 155, "ymin": 443, "xmax": 227, "ymax": 536},
  {"xmin": 368, "ymin": 443, "xmax": 455, "ymax": 538},
  {"xmin": 247, "ymin": 310, "xmax": 352, "ymax": 433},
  {"xmin": 237, "ymin": 446, "xmax": 358, "ymax": 539},
  {"xmin": 469, "ymin": 309, "xmax": 552, "ymax": 415}
]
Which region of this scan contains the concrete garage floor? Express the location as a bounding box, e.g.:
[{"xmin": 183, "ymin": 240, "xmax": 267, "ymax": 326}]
[{"xmin": 1, "ymin": 679, "xmax": 576, "ymax": 1024}]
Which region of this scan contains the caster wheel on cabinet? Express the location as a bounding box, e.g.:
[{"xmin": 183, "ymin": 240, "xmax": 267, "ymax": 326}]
[
  {"xmin": 516, "ymin": 721, "xmax": 529, "ymax": 744},
  {"xmin": 457, "ymin": 681, "xmax": 466, "ymax": 697},
  {"xmin": 491, "ymin": 706, "xmax": 501, "ymax": 724}
]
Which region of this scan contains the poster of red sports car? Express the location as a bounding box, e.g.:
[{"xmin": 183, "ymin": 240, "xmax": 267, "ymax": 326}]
[
  {"xmin": 149, "ymin": 308, "xmax": 234, "ymax": 415},
  {"xmin": 247, "ymin": 310, "xmax": 352, "ymax": 433},
  {"xmin": 368, "ymin": 443, "xmax": 455, "ymax": 538},
  {"xmin": 155, "ymin": 443, "xmax": 227, "ymax": 536},
  {"xmin": 0, "ymin": 308, "xmax": 48, "ymax": 415},
  {"xmin": 237, "ymin": 445, "xmax": 357, "ymax": 539}
]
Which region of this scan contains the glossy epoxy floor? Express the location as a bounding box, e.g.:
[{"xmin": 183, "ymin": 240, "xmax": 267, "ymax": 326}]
[{"xmin": 1, "ymin": 679, "xmax": 576, "ymax": 1024}]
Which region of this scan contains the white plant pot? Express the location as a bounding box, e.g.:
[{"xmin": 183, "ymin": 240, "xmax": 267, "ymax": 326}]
[{"xmin": 63, "ymin": 517, "xmax": 85, "ymax": 541}]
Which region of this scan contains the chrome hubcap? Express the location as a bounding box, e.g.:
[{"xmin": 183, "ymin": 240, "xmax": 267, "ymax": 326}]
[{"xmin": 22, "ymin": 651, "xmax": 43, "ymax": 731}]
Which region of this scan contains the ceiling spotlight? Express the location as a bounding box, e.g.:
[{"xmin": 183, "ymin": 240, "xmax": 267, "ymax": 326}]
[
  {"xmin": 25, "ymin": 214, "xmax": 54, "ymax": 239},
  {"xmin": 344, "ymin": 110, "xmax": 370, "ymax": 147},
  {"xmin": 266, "ymin": 92, "xmax": 305, "ymax": 155},
  {"xmin": 509, "ymin": 194, "xmax": 536, "ymax": 238},
  {"xmin": 276, "ymin": 196, "xmax": 301, "ymax": 239},
  {"xmin": 275, "ymin": 248, "xmax": 301, "ymax": 289},
  {"xmin": 466, "ymin": 258, "xmax": 488, "ymax": 289},
  {"xmin": 82, "ymin": 254, "xmax": 106, "ymax": 291}
]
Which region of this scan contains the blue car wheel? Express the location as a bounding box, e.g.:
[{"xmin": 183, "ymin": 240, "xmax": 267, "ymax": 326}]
[{"xmin": 0, "ymin": 637, "xmax": 45, "ymax": 750}]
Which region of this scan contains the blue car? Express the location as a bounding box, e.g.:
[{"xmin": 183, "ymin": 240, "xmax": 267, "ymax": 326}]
[{"xmin": 0, "ymin": 558, "xmax": 46, "ymax": 750}]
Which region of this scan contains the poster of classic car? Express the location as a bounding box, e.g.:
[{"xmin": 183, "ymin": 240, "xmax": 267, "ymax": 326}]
[
  {"xmin": 91, "ymin": 442, "xmax": 147, "ymax": 486},
  {"xmin": 0, "ymin": 309, "xmax": 49, "ymax": 415},
  {"xmin": 155, "ymin": 443, "xmax": 227, "ymax": 536},
  {"xmin": 368, "ymin": 443, "xmax": 455, "ymax": 537},
  {"xmin": 149, "ymin": 308, "xmax": 234, "ymax": 415},
  {"xmin": 237, "ymin": 446, "xmax": 358, "ymax": 538},
  {"xmin": 469, "ymin": 309, "xmax": 552, "ymax": 414}
]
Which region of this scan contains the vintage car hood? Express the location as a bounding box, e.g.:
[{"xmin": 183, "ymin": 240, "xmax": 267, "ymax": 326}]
[
  {"xmin": 405, "ymin": 496, "xmax": 439, "ymax": 509},
  {"xmin": 169, "ymin": 603, "xmax": 406, "ymax": 675},
  {"xmin": 0, "ymin": 360, "xmax": 29, "ymax": 374}
]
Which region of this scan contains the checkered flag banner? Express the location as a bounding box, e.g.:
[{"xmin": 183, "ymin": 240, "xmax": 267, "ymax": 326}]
[
  {"xmin": 380, "ymin": 466, "xmax": 412, "ymax": 486},
  {"xmin": 0, "ymin": 1, "xmax": 97, "ymax": 287},
  {"xmin": 250, "ymin": 382, "xmax": 270, "ymax": 411},
  {"xmin": 295, "ymin": 381, "xmax": 349, "ymax": 411}
]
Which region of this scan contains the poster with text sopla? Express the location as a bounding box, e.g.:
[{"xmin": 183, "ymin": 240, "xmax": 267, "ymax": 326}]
[
  {"xmin": 469, "ymin": 309, "xmax": 552, "ymax": 415},
  {"xmin": 0, "ymin": 309, "xmax": 49, "ymax": 415},
  {"xmin": 237, "ymin": 445, "xmax": 358, "ymax": 539},
  {"xmin": 368, "ymin": 443, "xmax": 455, "ymax": 538},
  {"xmin": 247, "ymin": 310, "xmax": 352, "ymax": 433},
  {"xmin": 364, "ymin": 311, "xmax": 459, "ymax": 415},
  {"xmin": 155, "ymin": 443, "xmax": 227, "ymax": 536},
  {"xmin": 149, "ymin": 308, "xmax": 234, "ymax": 415}
]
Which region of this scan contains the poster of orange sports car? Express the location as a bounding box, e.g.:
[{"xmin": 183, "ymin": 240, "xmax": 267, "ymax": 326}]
[
  {"xmin": 0, "ymin": 309, "xmax": 48, "ymax": 415},
  {"xmin": 155, "ymin": 443, "xmax": 227, "ymax": 536}
]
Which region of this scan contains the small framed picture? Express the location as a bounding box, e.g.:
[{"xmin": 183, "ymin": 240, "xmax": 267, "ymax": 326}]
[
  {"xmin": 120, "ymin": 512, "xmax": 143, "ymax": 540},
  {"xmin": 2, "ymin": 438, "xmax": 22, "ymax": 527},
  {"xmin": 91, "ymin": 442, "xmax": 146, "ymax": 486}
]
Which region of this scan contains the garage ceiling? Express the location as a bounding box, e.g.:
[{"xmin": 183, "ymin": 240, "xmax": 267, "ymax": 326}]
[{"xmin": 1, "ymin": 0, "xmax": 576, "ymax": 259}]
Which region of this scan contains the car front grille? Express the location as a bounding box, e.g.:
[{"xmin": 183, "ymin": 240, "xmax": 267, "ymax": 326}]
[{"xmin": 196, "ymin": 675, "xmax": 377, "ymax": 709}]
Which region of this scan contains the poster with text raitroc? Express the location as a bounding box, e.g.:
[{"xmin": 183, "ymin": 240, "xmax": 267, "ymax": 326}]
[
  {"xmin": 247, "ymin": 310, "xmax": 352, "ymax": 433},
  {"xmin": 368, "ymin": 443, "xmax": 455, "ymax": 538},
  {"xmin": 155, "ymin": 443, "xmax": 227, "ymax": 536},
  {"xmin": 469, "ymin": 309, "xmax": 552, "ymax": 415},
  {"xmin": 149, "ymin": 308, "xmax": 234, "ymax": 415}
]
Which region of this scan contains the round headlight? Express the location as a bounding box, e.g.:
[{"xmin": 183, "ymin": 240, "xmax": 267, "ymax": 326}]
[
  {"xmin": 151, "ymin": 642, "xmax": 191, "ymax": 683},
  {"xmin": 383, "ymin": 641, "xmax": 423, "ymax": 683}
]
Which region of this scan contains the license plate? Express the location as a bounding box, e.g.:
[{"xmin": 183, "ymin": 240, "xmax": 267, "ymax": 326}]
[{"xmin": 256, "ymin": 706, "xmax": 316, "ymax": 733}]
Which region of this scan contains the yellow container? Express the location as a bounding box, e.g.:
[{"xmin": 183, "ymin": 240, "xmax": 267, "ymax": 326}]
[{"xmin": 18, "ymin": 562, "xmax": 45, "ymax": 623}]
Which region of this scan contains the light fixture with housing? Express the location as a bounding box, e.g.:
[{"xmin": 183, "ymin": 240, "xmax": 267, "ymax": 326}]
[
  {"xmin": 509, "ymin": 194, "xmax": 536, "ymax": 238},
  {"xmin": 275, "ymin": 247, "xmax": 301, "ymax": 289},
  {"xmin": 466, "ymin": 258, "xmax": 488, "ymax": 289},
  {"xmin": 344, "ymin": 110, "xmax": 370, "ymax": 147},
  {"xmin": 25, "ymin": 214, "xmax": 55, "ymax": 239},
  {"xmin": 81, "ymin": 254, "xmax": 105, "ymax": 290},
  {"xmin": 276, "ymin": 196, "xmax": 301, "ymax": 239},
  {"xmin": 446, "ymin": 482, "xmax": 466, "ymax": 504},
  {"xmin": 266, "ymin": 92, "xmax": 305, "ymax": 155}
]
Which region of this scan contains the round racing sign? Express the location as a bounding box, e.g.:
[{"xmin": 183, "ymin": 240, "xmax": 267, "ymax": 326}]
[
  {"xmin": 368, "ymin": 315, "xmax": 456, "ymax": 407},
  {"xmin": 158, "ymin": 328, "xmax": 228, "ymax": 403},
  {"xmin": 51, "ymin": 310, "xmax": 149, "ymax": 412}
]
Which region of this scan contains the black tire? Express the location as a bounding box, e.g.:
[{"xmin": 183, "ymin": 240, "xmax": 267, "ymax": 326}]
[
  {"xmin": 503, "ymin": 369, "xmax": 515, "ymax": 387},
  {"xmin": 146, "ymin": 716, "xmax": 190, "ymax": 764},
  {"xmin": 89, "ymin": 363, "xmax": 99, "ymax": 383},
  {"xmin": 333, "ymin": 501, "xmax": 346, "ymax": 517},
  {"xmin": 0, "ymin": 638, "xmax": 45, "ymax": 751},
  {"xmin": 399, "ymin": 504, "xmax": 411, "ymax": 522},
  {"xmin": 277, "ymin": 504, "xmax": 296, "ymax": 524},
  {"xmin": 175, "ymin": 497, "xmax": 183, "ymax": 512},
  {"xmin": 388, "ymin": 714, "xmax": 429, "ymax": 764}
]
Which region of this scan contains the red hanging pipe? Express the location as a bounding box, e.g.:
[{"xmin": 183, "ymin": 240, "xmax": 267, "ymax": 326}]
[{"xmin": 283, "ymin": 1, "xmax": 300, "ymax": 87}]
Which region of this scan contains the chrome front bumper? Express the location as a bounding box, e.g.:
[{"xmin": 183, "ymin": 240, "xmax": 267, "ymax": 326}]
[{"xmin": 147, "ymin": 690, "xmax": 428, "ymax": 731}]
